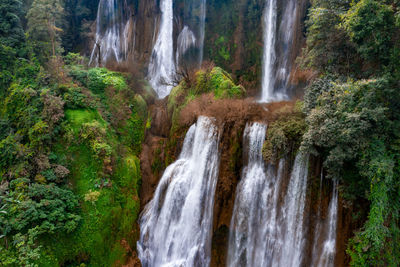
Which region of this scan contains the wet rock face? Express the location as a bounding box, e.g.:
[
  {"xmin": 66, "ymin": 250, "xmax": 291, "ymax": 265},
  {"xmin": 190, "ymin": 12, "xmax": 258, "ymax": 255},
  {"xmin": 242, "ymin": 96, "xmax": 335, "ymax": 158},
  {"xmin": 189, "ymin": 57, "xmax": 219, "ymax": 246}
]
[
  {"xmin": 134, "ymin": 0, "xmax": 159, "ymax": 64},
  {"xmin": 150, "ymin": 103, "xmax": 170, "ymax": 137}
]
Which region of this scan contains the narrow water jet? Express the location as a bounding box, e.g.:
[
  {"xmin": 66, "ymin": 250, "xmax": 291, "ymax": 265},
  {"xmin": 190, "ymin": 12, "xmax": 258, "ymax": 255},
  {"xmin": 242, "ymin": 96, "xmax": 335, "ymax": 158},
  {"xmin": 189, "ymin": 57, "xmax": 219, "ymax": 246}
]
[
  {"xmin": 198, "ymin": 0, "xmax": 206, "ymax": 65},
  {"xmin": 179, "ymin": 0, "xmax": 206, "ymax": 67},
  {"xmin": 137, "ymin": 116, "xmax": 220, "ymax": 267},
  {"xmin": 312, "ymin": 180, "xmax": 339, "ymax": 267},
  {"xmin": 148, "ymin": 0, "xmax": 176, "ymax": 99},
  {"xmin": 260, "ymin": 0, "xmax": 297, "ymax": 102}
]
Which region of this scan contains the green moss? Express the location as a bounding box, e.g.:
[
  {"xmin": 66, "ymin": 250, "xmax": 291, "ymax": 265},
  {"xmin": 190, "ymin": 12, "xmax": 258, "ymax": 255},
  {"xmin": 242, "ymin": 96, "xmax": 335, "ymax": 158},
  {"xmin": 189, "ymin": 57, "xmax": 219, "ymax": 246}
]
[
  {"xmin": 39, "ymin": 103, "xmax": 144, "ymax": 266},
  {"xmin": 208, "ymin": 67, "xmax": 244, "ymax": 99},
  {"xmin": 65, "ymin": 109, "xmax": 105, "ymax": 135}
]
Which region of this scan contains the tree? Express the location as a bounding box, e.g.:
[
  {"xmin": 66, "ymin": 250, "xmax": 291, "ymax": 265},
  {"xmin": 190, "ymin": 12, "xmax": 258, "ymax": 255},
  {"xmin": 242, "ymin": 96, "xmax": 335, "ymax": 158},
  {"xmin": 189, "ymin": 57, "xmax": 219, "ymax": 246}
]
[
  {"xmin": 343, "ymin": 0, "xmax": 396, "ymax": 67},
  {"xmin": 301, "ymin": 0, "xmax": 355, "ymax": 75},
  {"xmin": 26, "ymin": 0, "xmax": 64, "ymax": 58},
  {"xmin": 0, "ymin": 0, "xmax": 25, "ymax": 48}
]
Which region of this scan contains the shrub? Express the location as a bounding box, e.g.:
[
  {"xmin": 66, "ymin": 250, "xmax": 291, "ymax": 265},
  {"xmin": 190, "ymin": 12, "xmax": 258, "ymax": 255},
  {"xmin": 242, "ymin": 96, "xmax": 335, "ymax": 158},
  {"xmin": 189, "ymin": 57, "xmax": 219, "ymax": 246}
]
[
  {"xmin": 87, "ymin": 68, "xmax": 127, "ymax": 94},
  {"xmin": 262, "ymin": 104, "xmax": 306, "ymax": 162}
]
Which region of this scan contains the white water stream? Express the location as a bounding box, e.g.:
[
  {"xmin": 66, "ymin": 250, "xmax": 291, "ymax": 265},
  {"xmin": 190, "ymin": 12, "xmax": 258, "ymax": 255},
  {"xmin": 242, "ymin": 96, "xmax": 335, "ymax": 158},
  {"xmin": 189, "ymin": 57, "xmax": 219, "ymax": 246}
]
[
  {"xmin": 260, "ymin": 0, "xmax": 297, "ymax": 102},
  {"xmin": 227, "ymin": 122, "xmax": 310, "ymax": 267},
  {"xmin": 312, "ymin": 181, "xmax": 339, "ymax": 267},
  {"xmin": 137, "ymin": 116, "xmax": 220, "ymax": 267}
]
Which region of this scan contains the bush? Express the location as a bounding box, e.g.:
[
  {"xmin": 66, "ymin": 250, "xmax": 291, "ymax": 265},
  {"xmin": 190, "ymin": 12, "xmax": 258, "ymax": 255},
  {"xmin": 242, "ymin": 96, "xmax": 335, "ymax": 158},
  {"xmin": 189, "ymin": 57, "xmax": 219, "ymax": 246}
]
[
  {"xmin": 3, "ymin": 183, "xmax": 80, "ymax": 235},
  {"xmin": 87, "ymin": 68, "xmax": 127, "ymax": 94},
  {"xmin": 262, "ymin": 104, "xmax": 306, "ymax": 162}
]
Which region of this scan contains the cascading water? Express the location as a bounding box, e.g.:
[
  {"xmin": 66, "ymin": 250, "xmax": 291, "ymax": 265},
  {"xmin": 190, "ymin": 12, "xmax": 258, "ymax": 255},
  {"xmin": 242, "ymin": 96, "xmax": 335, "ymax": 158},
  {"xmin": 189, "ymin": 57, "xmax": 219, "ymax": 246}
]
[
  {"xmin": 227, "ymin": 122, "xmax": 285, "ymax": 266},
  {"xmin": 312, "ymin": 181, "xmax": 339, "ymax": 267},
  {"xmin": 148, "ymin": 0, "xmax": 176, "ymax": 99},
  {"xmin": 275, "ymin": 0, "xmax": 297, "ymax": 92},
  {"xmin": 89, "ymin": 0, "xmax": 130, "ymax": 66},
  {"xmin": 137, "ymin": 116, "xmax": 220, "ymax": 267},
  {"xmin": 274, "ymin": 153, "xmax": 309, "ymax": 266},
  {"xmin": 260, "ymin": 0, "xmax": 297, "ymax": 102},
  {"xmin": 227, "ymin": 122, "xmax": 310, "ymax": 266}
]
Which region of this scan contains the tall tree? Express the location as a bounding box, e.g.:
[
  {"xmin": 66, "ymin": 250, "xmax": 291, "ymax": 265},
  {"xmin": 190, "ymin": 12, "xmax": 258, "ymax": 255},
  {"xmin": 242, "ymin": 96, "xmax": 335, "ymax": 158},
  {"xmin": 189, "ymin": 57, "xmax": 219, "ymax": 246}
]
[{"xmin": 26, "ymin": 0, "xmax": 64, "ymax": 58}]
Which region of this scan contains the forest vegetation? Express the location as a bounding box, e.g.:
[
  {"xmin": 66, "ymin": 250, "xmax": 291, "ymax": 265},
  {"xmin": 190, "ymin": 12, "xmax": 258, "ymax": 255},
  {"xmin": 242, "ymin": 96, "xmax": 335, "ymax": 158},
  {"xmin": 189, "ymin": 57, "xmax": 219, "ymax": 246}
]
[{"xmin": 0, "ymin": 0, "xmax": 399, "ymax": 266}]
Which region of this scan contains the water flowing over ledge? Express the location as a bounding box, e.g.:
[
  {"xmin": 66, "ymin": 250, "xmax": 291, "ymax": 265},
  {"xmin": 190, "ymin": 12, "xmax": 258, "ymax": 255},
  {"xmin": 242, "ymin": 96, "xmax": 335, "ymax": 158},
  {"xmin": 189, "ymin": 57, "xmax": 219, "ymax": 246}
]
[
  {"xmin": 227, "ymin": 122, "xmax": 312, "ymax": 266},
  {"xmin": 137, "ymin": 116, "xmax": 220, "ymax": 267}
]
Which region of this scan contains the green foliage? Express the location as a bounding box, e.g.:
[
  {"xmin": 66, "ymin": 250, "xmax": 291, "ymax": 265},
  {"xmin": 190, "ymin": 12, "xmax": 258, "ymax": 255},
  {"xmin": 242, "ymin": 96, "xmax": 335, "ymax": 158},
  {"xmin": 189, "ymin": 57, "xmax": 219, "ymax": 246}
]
[
  {"xmin": 302, "ymin": 79, "xmax": 389, "ymax": 177},
  {"xmin": 0, "ymin": 43, "xmax": 146, "ymax": 265},
  {"xmin": 301, "ymin": 0, "xmax": 355, "ymax": 74},
  {"xmin": 262, "ymin": 104, "xmax": 306, "ymax": 162},
  {"xmin": 87, "ymin": 68, "xmax": 128, "ymax": 94},
  {"xmin": 2, "ymin": 183, "xmax": 80, "ymax": 235},
  {"xmin": 215, "ymin": 36, "xmax": 231, "ymax": 61},
  {"xmin": 303, "ymin": 76, "xmax": 400, "ymax": 265},
  {"xmin": 26, "ymin": 0, "xmax": 64, "ymax": 59},
  {"xmin": 208, "ymin": 67, "xmax": 244, "ymax": 98},
  {"xmin": 187, "ymin": 67, "xmax": 245, "ymax": 99},
  {"xmin": 46, "ymin": 103, "xmax": 143, "ymax": 265},
  {"xmin": 0, "ymin": 45, "xmax": 16, "ymax": 93},
  {"xmin": 63, "ymin": 85, "xmax": 95, "ymax": 109},
  {"xmin": 0, "ymin": 0, "xmax": 25, "ymax": 49},
  {"xmin": 347, "ymin": 140, "xmax": 400, "ymax": 266},
  {"xmin": 343, "ymin": 0, "xmax": 396, "ymax": 66},
  {"xmin": 0, "ymin": 227, "xmax": 42, "ymax": 267},
  {"xmin": 303, "ymin": 76, "xmax": 335, "ymax": 114}
]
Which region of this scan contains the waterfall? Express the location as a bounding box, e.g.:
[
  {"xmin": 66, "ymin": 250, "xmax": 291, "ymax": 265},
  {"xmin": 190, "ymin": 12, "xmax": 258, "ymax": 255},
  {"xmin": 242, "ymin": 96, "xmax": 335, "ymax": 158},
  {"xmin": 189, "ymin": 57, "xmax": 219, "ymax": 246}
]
[
  {"xmin": 137, "ymin": 116, "xmax": 220, "ymax": 267},
  {"xmin": 89, "ymin": 0, "xmax": 130, "ymax": 66},
  {"xmin": 176, "ymin": 26, "xmax": 197, "ymax": 67},
  {"xmin": 174, "ymin": 0, "xmax": 207, "ymax": 77},
  {"xmin": 275, "ymin": 0, "xmax": 297, "ymax": 92},
  {"xmin": 227, "ymin": 122, "xmax": 310, "ymax": 266},
  {"xmin": 311, "ymin": 169, "xmax": 325, "ymax": 265},
  {"xmin": 260, "ymin": 0, "xmax": 297, "ymax": 102},
  {"xmin": 227, "ymin": 122, "xmax": 285, "ymax": 266},
  {"xmin": 274, "ymin": 153, "xmax": 309, "ymax": 266},
  {"xmin": 260, "ymin": 0, "xmax": 277, "ymax": 102},
  {"xmin": 148, "ymin": 0, "xmax": 176, "ymax": 99},
  {"xmin": 312, "ymin": 181, "xmax": 339, "ymax": 267}
]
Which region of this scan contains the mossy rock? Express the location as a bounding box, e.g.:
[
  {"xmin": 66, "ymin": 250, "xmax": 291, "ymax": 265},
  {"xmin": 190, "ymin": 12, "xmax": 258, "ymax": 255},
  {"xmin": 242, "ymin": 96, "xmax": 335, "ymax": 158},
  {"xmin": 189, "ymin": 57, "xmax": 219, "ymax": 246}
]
[{"xmin": 208, "ymin": 67, "xmax": 245, "ymax": 98}]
